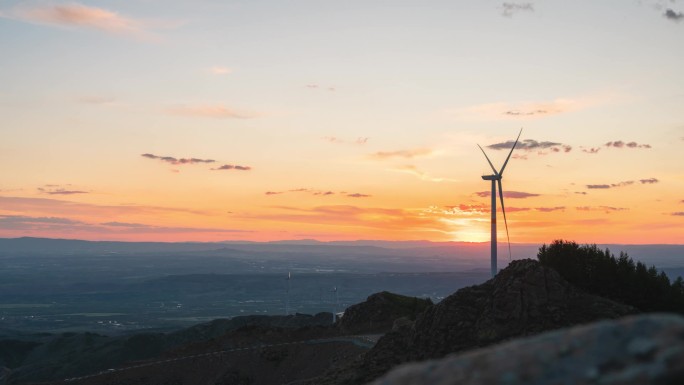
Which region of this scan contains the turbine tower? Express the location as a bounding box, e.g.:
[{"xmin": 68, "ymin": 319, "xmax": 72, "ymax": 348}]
[
  {"xmin": 477, "ymin": 128, "xmax": 522, "ymax": 278},
  {"xmin": 285, "ymin": 271, "xmax": 291, "ymax": 316}
]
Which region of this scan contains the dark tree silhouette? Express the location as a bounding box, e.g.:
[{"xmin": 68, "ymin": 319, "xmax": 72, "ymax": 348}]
[{"xmin": 537, "ymin": 240, "xmax": 684, "ymax": 313}]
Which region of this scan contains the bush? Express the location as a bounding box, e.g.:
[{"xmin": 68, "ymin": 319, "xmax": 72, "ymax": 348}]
[{"xmin": 537, "ymin": 240, "xmax": 684, "ymax": 313}]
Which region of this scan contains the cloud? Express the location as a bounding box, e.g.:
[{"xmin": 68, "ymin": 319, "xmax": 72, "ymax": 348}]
[
  {"xmin": 38, "ymin": 187, "xmax": 89, "ymax": 195},
  {"xmin": 501, "ymin": 2, "xmax": 534, "ymax": 17},
  {"xmin": 0, "ymin": 196, "xmax": 211, "ymax": 218},
  {"xmin": 100, "ymin": 221, "xmax": 149, "ymax": 228},
  {"xmin": 475, "ymin": 191, "xmax": 539, "ymax": 199},
  {"xmin": 347, "ymin": 193, "xmax": 371, "ymax": 198},
  {"xmin": 251, "ymin": 205, "xmax": 453, "ymax": 234},
  {"xmin": 368, "ymin": 148, "xmax": 433, "ymax": 160},
  {"xmin": 445, "ymin": 204, "xmax": 489, "ymax": 214},
  {"xmin": 2, "ymin": 3, "xmax": 152, "ymax": 38},
  {"xmin": 665, "ymin": 9, "xmax": 684, "ymax": 21},
  {"xmin": 582, "ymin": 147, "xmax": 601, "ymax": 154},
  {"xmin": 672, "ymin": 212, "xmax": 684, "ymax": 216},
  {"xmin": 535, "ymin": 207, "xmax": 566, "ymax": 212},
  {"xmin": 141, "ymin": 153, "xmax": 215, "ymax": 165},
  {"xmin": 586, "ymin": 180, "xmax": 634, "ymax": 189},
  {"xmin": 605, "ymin": 141, "xmax": 651, "ymax": 149},
  {"xmin": 585, "ymin": 178, "xmax": 658, "ymax": 189},
  {"xmin": 448, "ymin": 93, "xmax": 617, "ymax": 121},
  {"xmin": 394, "ymin": 165, "xmax": 456, "ymax": 183},
  {"xmin": 324, "ymin": 136, "xmax": 369, "ymax": 145},
  {"xmin": 264, "ymin": 188, "xmax": 365, "ymax": 197},
  {"xmin": 98, "ymin": 221, "xmax": 249, "ymax": 233},
  {"xmin": 575, "ymin": 191, "xmax": 588, "ymax": 195},
  {"xmin": 306, "ymin": 84, "xmax": 335, "ymax": 91},
  {"xmin": 576, "ymin": 206, "xmax": 628, "ymax": 213},
  {"xmin": 211, "ymin": 164, "xmax": 252, "ymax": 171},
  {"xmin": 0, "ymin": 215, "xmax": 85, "ymax": 227},
  {"xmin": 167, "ymin": 105, "xmax": 258, "ymax": 119},
  {"xmin": 209, "ymin": 66, "xmax": 231, "ymax": 75},
  {"xmin": 487, "ymin": 139, "xmax": 572, "ymax": 153}
]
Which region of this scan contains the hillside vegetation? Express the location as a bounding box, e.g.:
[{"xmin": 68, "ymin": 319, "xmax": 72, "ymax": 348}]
[{"xmin": 537, "ymin": 240, "xmax": 684, "ymax": 313}]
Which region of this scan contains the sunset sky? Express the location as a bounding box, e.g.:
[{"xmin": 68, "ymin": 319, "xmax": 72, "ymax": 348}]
[{"xmin": 1, "ymin": 0, "xmax": 683, "ymax": 244}]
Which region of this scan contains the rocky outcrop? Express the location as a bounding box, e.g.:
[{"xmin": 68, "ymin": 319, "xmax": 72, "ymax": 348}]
[
  {"xmin": 338, "ymin": 292, "xmax": 432, "ymax": 334},
  {"xmin": 369, "ymin": 313, "xmax": 684, "ymax": 385},
  {"xmin": 321, "ymin": 259, "xmax": 637, "ymax": 384}
]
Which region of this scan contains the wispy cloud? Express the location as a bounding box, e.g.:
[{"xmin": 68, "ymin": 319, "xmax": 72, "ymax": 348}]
[
  {"xmin": 475, "ymin": 191, "xmax": 539, "ymax": 199},
  {"xmin": 586, "ymin": 178, "xmax": 658, "ymax": 189},
  {"xmin": 347, "ymin": 193, "xmax": 371, "ymax": 198},
  {"xmin": 38, "ymin": 186, "xmax": 89, "ymax": 195},
  {"xmin": 586, "ymin": 181, "xmax": 634, "ymax": 189},
  {"xmin": 605, "ymin": 141, "xmax": 651, "ymax": 149},
  {"xmin": 2, "ymin": 3, "xmax": 154, "ymax": 39},
  {"xmin": 672, "ymin": 212, "xmax": 684, "ymax": 216},
  {"xmin": 487, "ymin": 139, "xmax": 572, "ymax": 154},
  {"xmin": 141, "ymin": 153, "xmax": 215, "ymax": 165},
  {"xmin": 0, "ymin": 196, "xmax": 211, "ymax": 218},
  {"xmin": 264, "ymin": 188, "xmax": 368, "ymax": 198},
  {"xmin": 98, "ymin": 221, "xmax": 249, "ymax": 233},
  {"xmin": 581, "ymin": 140, "xmax": 651, "ymax": 154},
  {"xmin": 167, "ymin": 104, "xmax": 258, "ymax": 119},
  {"xmin": 576, "ymin": 206, "xmax": 628, "ymax": 213},
  {"xmin": 324, "ymin": 136, "xmax": 369, "ymax": 145},
  {"xmin": 368, "ymin": 148, "xmax": 433, "ymax": 160},
  {"xmin": 581, "ymin": 147, "xmax": 601, "ymax": 154},
  {"xmin": 0, "ymin": 215, "xmax": 85, "ymax": 227},
  {"xmin": 211, "ymin": 164, "xmax": 252, "ymax": 171},
  {"xmin": 501, "ymin": 3, "xmax": 534, "ymax": 17},
  {"xmin": 535, "ymin": 206, "xmax": 565, "ymax": 212},
  {"xmin": 448, "ymin": 93, "xmax": 616, "ymax": 121},
  {"xmin": 250, "ymin": 205, "xmax": 451, "ymax": 233},
  {"xmin": 305, "ymin": 84, "xmax": 335, "ymax": 92},
  {"xmin": 664, "ymin": 9, "xmax": 684, "ymax": 22},
  {"xmin": 394, "ymin": 165, "xmax": 456, "ymax": 183},
  {"xmin": 0, "ymin": 215, "xmax": 248, "ymax": 234}
]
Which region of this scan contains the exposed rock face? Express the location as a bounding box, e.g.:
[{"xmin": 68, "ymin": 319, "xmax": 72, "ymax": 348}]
[
  {"xmin": 369, "ymin": 314, "xmax": 684, "ymax": 385},
  {"xmin": 338, "ymin": 291, "xmax": 432, "ymax": 334},
  {"xmin": 327, "ymin": 259, "xmax": 637, "ymax": 384}
]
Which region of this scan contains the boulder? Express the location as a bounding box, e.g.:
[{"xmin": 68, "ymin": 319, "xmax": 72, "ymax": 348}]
[{"xmin": 369, "ymin": 313, "xmax": 684, "ymax": 385}]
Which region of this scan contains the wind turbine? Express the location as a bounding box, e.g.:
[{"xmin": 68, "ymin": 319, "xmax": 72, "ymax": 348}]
[{"xmin": 477, "ymin": 128, "xmax": 522, "ymax": 278}]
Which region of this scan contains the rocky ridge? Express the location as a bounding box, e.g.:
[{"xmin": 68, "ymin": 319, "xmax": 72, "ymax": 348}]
[
  {"xmin": 370, "ymin": 313, "xmax": 684, "ymax": 385},
  {"xmin": 313, "ymin": 259, "xmax": 637, "ymax": 384}
]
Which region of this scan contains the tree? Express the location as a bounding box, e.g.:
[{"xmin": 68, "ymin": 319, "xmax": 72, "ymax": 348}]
[{"xmin": 537, "ymin": 240, "xmax": 684, "ymax": 314}]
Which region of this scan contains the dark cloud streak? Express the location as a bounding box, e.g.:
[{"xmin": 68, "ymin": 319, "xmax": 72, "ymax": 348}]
[{"xmin": 141, "ymin": 153, "xmax": 215, "ymax": 165}]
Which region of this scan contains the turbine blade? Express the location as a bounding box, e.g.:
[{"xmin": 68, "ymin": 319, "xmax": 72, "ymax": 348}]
[
  {"xmin": 499, "ymin": 128, "xmax": 523, "ymax": 176},
  {"xmin": 477, "ymin": 145, "xmax": 498, "ymax": 175},
  {"xmin": 498, "ymin": 179, "xmax": 512, "ymax": 262}
]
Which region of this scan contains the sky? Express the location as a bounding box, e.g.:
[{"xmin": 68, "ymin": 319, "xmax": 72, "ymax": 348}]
[{"xmin": 0, "ymin": 0, "xmax": 683, "ymax": 244}]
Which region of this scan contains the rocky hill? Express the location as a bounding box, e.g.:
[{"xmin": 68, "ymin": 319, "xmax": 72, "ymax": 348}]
[
  {"xmin": 311, "ymin": 259, "xmax": 637, "ymax": 384},
  {"xmin": 3, "ymin": 313, "xmax": 333, "ymax": 384},
  {"xmin": 338, "ymin": 291, "xmax": 432, "ymax": 334},
  {"xmin": 370, "ymin": 313, "xmax": 684, "ymax": 385}
]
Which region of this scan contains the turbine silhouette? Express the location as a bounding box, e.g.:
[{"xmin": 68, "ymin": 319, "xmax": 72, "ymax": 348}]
[{"xmin": 477, "ymin": 128, "xmax": 522, "ymax": 278}]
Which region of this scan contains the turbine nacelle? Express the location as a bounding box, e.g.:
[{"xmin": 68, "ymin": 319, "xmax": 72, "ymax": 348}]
[{"xmin": 481, "ymin": 174, "xmax": 500, "ymax": 181}]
